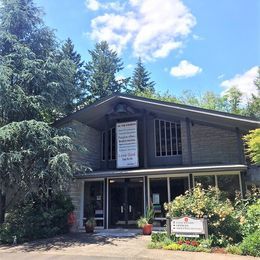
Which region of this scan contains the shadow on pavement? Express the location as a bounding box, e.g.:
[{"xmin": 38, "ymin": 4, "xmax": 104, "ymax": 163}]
[{"xmin": 0, "ymin": 232, "xmax": 141, "ymax": 252}]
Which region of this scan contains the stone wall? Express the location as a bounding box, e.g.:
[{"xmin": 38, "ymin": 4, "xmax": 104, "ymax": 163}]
[
  {"xmin": 68, "ymin": 179, "xmax": 84, "ymax": 231},
  {"xmin": 190, "ymin": 123, "xmax": 239, "ymax": 165}
]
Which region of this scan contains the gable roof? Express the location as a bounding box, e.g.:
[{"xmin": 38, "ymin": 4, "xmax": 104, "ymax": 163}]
[{"xmin": 54, "ymin": 93, "xmax": 260, "ymax": 131}]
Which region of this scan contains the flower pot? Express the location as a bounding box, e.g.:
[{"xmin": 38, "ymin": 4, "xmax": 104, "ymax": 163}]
[
  {"xmin": 142, "ymin": 224, "xmax": 153, "ymax": 235},
  {"xmin": 85, "ymin": 225, "xmax": 94, "ymax": 233}
]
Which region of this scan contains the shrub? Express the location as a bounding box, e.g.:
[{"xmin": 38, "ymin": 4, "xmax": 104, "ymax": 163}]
[
  {"xmin": 147, "ymin": 242, "xmax": 164, "ymax": 249},
  {"xmin": 0, "ymin": 192, "xmax": 74, "ymax": 244},
  {"xmin": 226, "ymin": 245, "xmax": 242, "ymax": 255},
  {"xmin": 163, "ymin": 243, "xmax": 182, "ymax": 251},
  {"xmin": 165, "ymin": 184, "xmax": 242, "ymax": 246},
  {"xmin": 241, "ymin": 200, "xmax": 260, "ymax": 236},
  {"xmin": 151, "ymin": 232, "xmax": 176, "ymax": 243},
  {"xmin": 163, "ymin": 242, "xmax": 211, "ymax": 253},
  {"xmin": 240, "ymin": 230, "xmax": 260, "ymax": 257}
]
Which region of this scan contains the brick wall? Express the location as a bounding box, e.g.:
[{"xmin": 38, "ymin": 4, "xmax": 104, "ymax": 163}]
[
  {"xmin": 181, "ymin": 120, "xmax": 189, "ymax": 165},
  {"xmin": 190, "ymin": 123, "xmax": 239, "ymax": 165},
  {"xmin": 61, "ymin": 120, "xmax": 101, "ymax": 170}
]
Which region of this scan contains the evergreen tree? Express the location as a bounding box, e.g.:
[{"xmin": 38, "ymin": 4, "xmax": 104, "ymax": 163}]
[
  {"xmin": 0, "ymin": 0, "xmax": 79, "ymax": 124},
  {"xmin": 61, "ymin": 38, "xmax": 88, "ymax": 109},
  {"xmin": 85, "ymin": 41, "xmax": 129, "ymax": 101},
  {"xmin": 245, "ymin": 67, "xmax": 260, "ymax": 119},
  {"xmin": 223, "ymin": 86, "xmax": 243, "ymax": 114},
  {"xmin": 130, "ymin": 58, "xmax": 155, "ymax": 94},
  {"xmin": 0, "ymin": 0, "xmax": 83, "ymax": 223}
]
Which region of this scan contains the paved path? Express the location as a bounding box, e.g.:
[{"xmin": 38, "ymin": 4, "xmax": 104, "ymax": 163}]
[{"xmin": 0, "ymin": 233, "xmax": 257, "ymax": 260}]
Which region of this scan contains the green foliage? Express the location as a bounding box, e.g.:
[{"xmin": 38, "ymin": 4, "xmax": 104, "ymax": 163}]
[
  {"xmin": 0, "ymin": 192, "xmax": 74, "ymax": 244},
  {"xmin": 137, "ymin": 217, "xmax": 148, "ymax": 228},
  {"xmin": 241, "ymin": 200, "xmax": 260, "ymax": 236},
  {"xmin": 165, "ymin": 184, "xmax": 242, "ymax": 246},
  {"xmin": 240, "ymin": 230, "xmax": 260, "ymax": 257},
  {"xmin": 162, "ymin": 242, "xmax": 211, "ymax": 252},
  {"xmin": 244, "ymin": 129, "xmax": 260, "ymax": 164},
  {"xmin": 147, "ymin": 241, "xmax": 164, "ymax": 249},
  {"xmin": 245, "ymin": 67, "xmax": 260, "ymax": 119},
  {"xmin": 0, "ymin": 120, "xmax": 75, "ymax": 221},
  {"xmin": 226, "ymin": 245, "xmax": 242, "ymax": 255},
  {"xmin": 61, "ymin": 38, "xmax": 88, "ymax": 110},
  {"xmin": 85, "ymin": 41, "xmax": 129, "ymax": 101},
  {"xmin": 137, "ymin": 207, "xmax": 155, "ymax": 227},
  {"xmin": 0, "ymin": 0, "xmax": 84, "ymax": 124},
  {"xmin": 130, "ymin": 57, "xmax": 155, "ymax": 94},
  {"xmin": 223, "ymin": 86, "xmax": 243, "ymax": 114},
  {"xmin": 151, "ymin": 232, "xmax": 176, "ymax": 243}
]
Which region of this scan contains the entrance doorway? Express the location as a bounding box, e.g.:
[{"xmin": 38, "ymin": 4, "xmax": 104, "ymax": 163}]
[{"xmin": 109, "ymin": 178, "xmax": 144, "ymax": 228}]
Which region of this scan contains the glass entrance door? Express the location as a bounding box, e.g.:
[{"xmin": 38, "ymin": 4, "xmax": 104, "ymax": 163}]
[{"xmin": 109, "ymin": 178, "xmax": 143, "ymax": 228}]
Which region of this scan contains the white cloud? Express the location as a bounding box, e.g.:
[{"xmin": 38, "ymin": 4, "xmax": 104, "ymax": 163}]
[
  {"xmin": 217, "ymin": 74, "xmax": 225, "ymax": 80},
  {"xmin": 153, "ymin": 41, "xmax": 182, "ymax": 58},
  {"xmin": 85, "ymin": 0, "xmax": 100, "ymax": 10},
  {"xmin": 85, "ymin": 0, "xmax": 124, "ymax": 11},
  {"xmin": 192, "ymin": 34, "xmax": 203, "ymax": 41},
  {"xmin": 221, "ymin": 66, "xmax": 259, "ymax": 104},
  {"xmin": 88, "ymin": 0, "xmax": 196, "ymax": 59},
  {"xmin": 126, "ymin": 64, "xmax": 134, "ymax": 69},
  {"xmin": 170, "ymin": 60, "xmax": 202, "ymax": 78}
]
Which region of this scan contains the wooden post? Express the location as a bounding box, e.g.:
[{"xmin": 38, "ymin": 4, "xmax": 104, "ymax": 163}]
[
  {"xmin": 105, "ymin": 115, "xmax": 109, "ymax": 169},
  {"xmin": 166, "ymin": 216, "xmax": 171, "ymax": 237},
  {"xmin": 203, "ymin": 215, "xmax": 209, "ymax": 239},
  {"xmin": 186, "ymin": 118, "xmax": 192, "ymax": 165},
  {"xmin": 143, "ymin": 110, "xmax": 148, "ymax": 168}
]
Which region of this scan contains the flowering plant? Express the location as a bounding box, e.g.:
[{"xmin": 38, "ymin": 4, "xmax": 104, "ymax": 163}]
[{"xmin": 165, "ymin": 184, "xmax": 242, "ymax": 246}]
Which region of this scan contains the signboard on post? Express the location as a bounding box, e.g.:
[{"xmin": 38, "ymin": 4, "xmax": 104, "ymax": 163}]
[
  {"xmin": 116, "ymin": 121, "xmax": 139, "ymax": 169},
  {"xmin": 167, "ymin": 216, "xmax": 208, "ymax": 239}
]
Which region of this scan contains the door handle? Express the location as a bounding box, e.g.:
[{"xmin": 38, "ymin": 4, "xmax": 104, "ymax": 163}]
[
  {"xmin": 129, "ymin": 205, "xmax": 132, "ymax": 213},
  {"xmin": 120, "ymin": 206, "xmax": 124, "ymax": 213}
]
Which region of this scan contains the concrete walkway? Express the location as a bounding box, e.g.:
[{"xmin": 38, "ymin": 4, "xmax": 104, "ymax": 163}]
[{"xmin": 0, "ymin": 232, "xmax": 257, "ymax": 260}]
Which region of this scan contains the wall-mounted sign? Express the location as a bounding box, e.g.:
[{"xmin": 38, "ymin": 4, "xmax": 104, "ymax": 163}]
[
  {"xmin": 170, "ymin": 216, "xmax": 207, "ymax": 238},
  {"xmin": 152, "ymin": 193, "xmax": 160, "ymax": 205},
  {"xmin": 116, "ymin": 121, "xmax": 139, "ymax": 169}
]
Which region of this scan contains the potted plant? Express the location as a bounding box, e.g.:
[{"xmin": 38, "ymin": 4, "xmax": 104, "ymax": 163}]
[
  {"xmin": 85, "ymin": 218, "xmax": 96, "ymax": 233},
  {"xmin": 137, "ymin": 207, "xmax": 154, "ymax": 235}
]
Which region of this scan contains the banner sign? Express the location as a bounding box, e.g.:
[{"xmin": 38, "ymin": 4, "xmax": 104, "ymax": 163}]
[
  {"xmin": 116, "ymin": 121, "xmax": 139, "ymax": 168},
  {"xmin": 168, "ymin": 216, "xmax": 208, "ymax": 238}
]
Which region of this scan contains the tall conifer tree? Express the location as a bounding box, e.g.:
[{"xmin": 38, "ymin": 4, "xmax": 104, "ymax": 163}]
[
  {"xmin": 130, "ymin": 58, "xmax": 155, "ymax": 94},
  {"xmin": 85, "ymin": 41, "xmax": 129, "ymax": 101}
]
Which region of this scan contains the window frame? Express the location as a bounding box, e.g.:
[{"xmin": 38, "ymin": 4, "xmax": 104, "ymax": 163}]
[
  {"xmin": 154, "ymin": 119, "xmax": 182, "ymax": 157},
  {"xmin": 101, "ymin": 127, "xmax": 116, "ymax": 161}
]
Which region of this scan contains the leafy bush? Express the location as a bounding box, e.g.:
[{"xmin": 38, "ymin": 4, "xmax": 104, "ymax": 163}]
[
  {"xmin": 163, "ymin": 242, "xmax": 210, "ymax": 252},
  {"xmin": 241, "ymin": 200, "xmax": 260, "ymax": 236},
  {"xmin": 240, "ymin": 230, "xmax": 260, "ymax": 257},
  {"xmin": 165, "ymin": 184, "xmax": 242, "ymax": 246},
  {"xmin": 0, "ymin": 193, "xmax": 74, "ymax": 244},
  {"xmin": 226, "ymin": 245, "xmax": 242, "ymax": 255},
  {"xmin": 147, "ymin": 242, "xmax": 164, "ymax": 249},
  {"xmin": 151, "ymin": 232, "xmax": 176, "ymax": 243}
]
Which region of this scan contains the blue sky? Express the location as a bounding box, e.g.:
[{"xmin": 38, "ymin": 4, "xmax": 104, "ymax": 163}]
[{"xmin": 35, "ymin": 0, "xmax": 259, "ymax": 100}]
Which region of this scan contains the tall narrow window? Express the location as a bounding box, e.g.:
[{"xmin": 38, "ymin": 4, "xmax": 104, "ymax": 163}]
[
  {"xmin": 101, "ymin": 127, "xmax": 116, "ymax": 161},
  {"xmin": 160, "ymin": 120, "xmax": 166, "ymax": 156},
  {"xmin": 155, "ymin": 120, "xmax": 160, "ymax": 156},
  {"xmin": 111, "ymin": 127, "xmax": 116, "ymax": 160},
  {"xmin": 155, "ymin": 119, "xmax": 182, "ymax": 157},
  {"xmin": 101, "ymin": 132, "xmax": 105, "ymax": 161},
  {"xmin": 176, "ymin": 123, "xmax": 182, "ymax": 155}
]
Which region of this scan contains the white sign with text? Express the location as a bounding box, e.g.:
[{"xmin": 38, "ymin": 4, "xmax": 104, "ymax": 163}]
[
  {"xmin": 171, "ymin": 216, "xmax": 205, "ymax": 234},
  {"xmin": 116, "ymin": 121, "xmax": 139, "ymax": 168}
]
